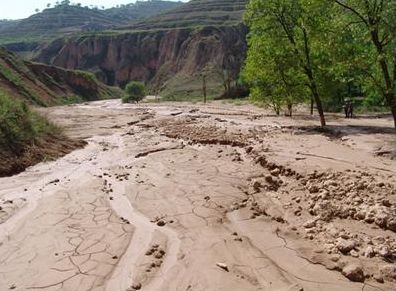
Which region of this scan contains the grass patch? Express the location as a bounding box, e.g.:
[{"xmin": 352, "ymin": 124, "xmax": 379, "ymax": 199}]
[{"xmin": 58, "ymin": 95, "xmax": 84, "ymax": 105}]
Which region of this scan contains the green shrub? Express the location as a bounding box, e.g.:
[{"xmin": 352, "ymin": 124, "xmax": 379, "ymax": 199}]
[
  {"xmin": 0, "ymin": 90, "xmax": 58, "ymax": 152},
  {"xmin": 122, "ymin": 81, "xmax": 146, "ymax": 103},
  {"xmin": 0, "ymin": 91, "xmax": 35, "ymax": 151}
]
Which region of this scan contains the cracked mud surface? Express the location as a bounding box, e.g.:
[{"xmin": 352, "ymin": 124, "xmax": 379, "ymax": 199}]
[{"xmin": 0, "ymin": 100, "xmax": 395, "ymax": 291}]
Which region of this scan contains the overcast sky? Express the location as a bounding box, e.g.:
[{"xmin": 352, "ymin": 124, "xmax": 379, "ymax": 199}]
[{"xmin": 0, "ymin": 0, "xmax": 185, "ymax": 20}]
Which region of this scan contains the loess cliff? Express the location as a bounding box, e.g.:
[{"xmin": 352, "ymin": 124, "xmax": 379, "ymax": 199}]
[{"xmin": 34, "ymin": 24, "xmax": 247, "ymax": 99}]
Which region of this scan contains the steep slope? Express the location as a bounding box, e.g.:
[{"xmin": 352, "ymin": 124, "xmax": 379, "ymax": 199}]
[
  {"xmin": 35, "ymin": 0, "xmax": 248, "ymax": 99},
  {"xmin": 0, "ymin": 1, "xmax": 183, "ymax": 46},
  {"xmin": 0, "ymin": 47, "xmax": 120, "ymax": 106}
]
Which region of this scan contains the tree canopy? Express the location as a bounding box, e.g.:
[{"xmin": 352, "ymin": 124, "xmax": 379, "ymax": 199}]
[{"xmin": 243, "ymin": 0, "xmax": 396, "ymax": 127}]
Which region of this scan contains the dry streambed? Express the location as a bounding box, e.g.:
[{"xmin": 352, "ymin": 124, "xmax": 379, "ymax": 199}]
[{"xmin": 0, "ymin": 100, "xmax": 395, "ymax": 291}]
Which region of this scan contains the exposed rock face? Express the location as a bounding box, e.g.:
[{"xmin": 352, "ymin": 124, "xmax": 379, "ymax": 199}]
[{"xmin": 34, "ymin": 25, "xmax": 247, "ymax": 96}]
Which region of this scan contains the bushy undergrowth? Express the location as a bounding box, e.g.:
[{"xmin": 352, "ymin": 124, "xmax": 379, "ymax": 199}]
[{"xmin": 0, "ymin": 90, "xmax": 58, "ymax": 152}]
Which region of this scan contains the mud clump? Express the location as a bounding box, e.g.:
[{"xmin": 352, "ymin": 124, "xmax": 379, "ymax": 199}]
[{"xmin": 342, "ymin": 264, "xmax": 365, "ymax": 282}]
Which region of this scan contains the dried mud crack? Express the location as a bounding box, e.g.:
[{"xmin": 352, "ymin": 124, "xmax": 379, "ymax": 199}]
[{"xmin": 0, "ymin": 100, "xmax": 395, "ymax": 291}]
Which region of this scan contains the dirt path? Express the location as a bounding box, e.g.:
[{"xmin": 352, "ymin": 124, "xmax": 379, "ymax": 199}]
[{"xmin": 0, "ymin": 100, "xmax": 395, "ymax": 291}]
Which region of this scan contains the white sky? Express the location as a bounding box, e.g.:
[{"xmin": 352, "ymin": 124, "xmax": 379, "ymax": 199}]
[{"xmin": 0, "ymin": 0, "xmax": 185, "ymax": 20}]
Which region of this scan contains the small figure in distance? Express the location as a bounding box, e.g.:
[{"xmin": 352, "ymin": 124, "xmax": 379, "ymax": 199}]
[
  {"xmin": 343, "ymin": 99, "xmax": 354, "ymax": 119},
  {"xmin": 343, "ymin": 100, "xmax": 349, "ymax": 118},
  {"xmin": 347, "ymin": 100, "xmax": 354, "ymax": 118}
]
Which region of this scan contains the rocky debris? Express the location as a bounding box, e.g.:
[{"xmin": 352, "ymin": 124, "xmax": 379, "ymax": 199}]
[
  {"xmin": 342, "ymin": 264, "xmax": 365, "ymax": 282},
  {"xmin": 151, "ymin": 216, "xmax": 169, "ymax": 227},
  {"xmin": 364, "ymin": 246, "xmax": 375, "ymax": 258},
  {"xmin": 120, "ymin": 217, "xmax": 130, "ymax": 224},
  {"xmin": 252, "ymin": 181, "xmax": 262, "ymax": 193},
  {"xmin": 388, "ymin": 219, "xmax": 396, "ymax": 232},
  {"xmin": 377, "ymin": 245, "xmax": 392, "ymax": 259},
  {"xmin": 160, "ymin": 120, "xmax": 250, "ymax": 147},
  {"xmin": 48, "ymin": 178, "xmax": 60, "ymax": 185},
  {"xmin": 156, "ymin": 220, "xmax": 166, "ymax": 227},
  {"xmin": 128, "ymin": 282, "xmax": 142, "ymax": 290},
  {"xmin": 145, "ymin": 245, "xmax": 166, "ymax": 259},
  {"xmin": 379, "ymin": 264, "xmax": 396, "ymax": 282},
  {"xmin": 245, "ymin": 160, "xmax": 395, "ymax": 283},
  {"xmin": 170, "ymin": 112, "xmax": 183, "ymax": 116},
  {"xmin": 308, "ymin": 185, "xmax": 319, "ymax": 194},
  {"xmin": 303, "ymin": 219, "xmax": 317, "ymax": 229},
  {"xmin": 115, "ymin": 172, "xmax": 130, "ymax": 181},
  {"xmin": 216, "ymin": 262, "xmax": 229, "ymax": 272},
  {"xmin": 264, "ymin": 175, "xmax": 282, "ymax": 191},
  {"xmin": 336, "ymin": 239, "xmax": 356, "ymax": 254},
  {"xmin": 270, "ymin": 168, "xmax": 281, "ymax": 177}
]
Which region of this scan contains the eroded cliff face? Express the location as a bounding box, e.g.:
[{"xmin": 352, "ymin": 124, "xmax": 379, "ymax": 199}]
[{"xmin": 34, "ymin": 25, "xmax": 247, "ymax": 97}]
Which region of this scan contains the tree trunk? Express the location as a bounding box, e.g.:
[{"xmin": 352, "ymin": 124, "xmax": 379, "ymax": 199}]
[
  {"xmin": 203, "ymin": 75, "xmax": 207, "ymax": 104},
  {"xmin": 308, "ymin": 78, "xmax": 326, "ymax": 126},
  {"xmin": 386, "ymin": 92, "xmax": 396, "ymax": 128},
  {"xmin": 310, "ymin": 98, "xmax": 314, "ymax": 115},
  {"xmin": 370, "ymin": 30, "xmax": 396, "ymax": 128}
]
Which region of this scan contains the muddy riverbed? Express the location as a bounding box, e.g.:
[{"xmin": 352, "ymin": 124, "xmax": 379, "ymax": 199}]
[{"xmin": 0, "ymin": 100, "xmax": 395, "ymax": 291}]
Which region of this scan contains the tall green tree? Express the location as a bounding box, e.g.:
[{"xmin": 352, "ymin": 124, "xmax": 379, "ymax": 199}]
[
  {"xmin": 332, "ymin": 0, "xmax": 396, "ymax": 128},
  {"xmin": 243, "ymin": 31, "xmax": 308, "ymax": 115},
  {"xmin": 244, "ymin": 0, "xmax": 332, "ymax": 126}
]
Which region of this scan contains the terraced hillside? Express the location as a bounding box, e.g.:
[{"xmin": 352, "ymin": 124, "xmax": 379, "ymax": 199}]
[
  {"xmin": 104, "ymin": 0, "xmax": 183, "ymax": 23},
  {"xmin": 118, "ymin": 0, "xmax": 246, "ymax": 30},
  {"xmin": 0, "ymin": 20, "xmax": 19, "ymax": 33},
  {"xmin": 0, "ymin": 47, "xmax": 120, "ymax": 106},
  {"xmin": 0, "ymin": 1, "xmax": 183, "ymax": 46}
]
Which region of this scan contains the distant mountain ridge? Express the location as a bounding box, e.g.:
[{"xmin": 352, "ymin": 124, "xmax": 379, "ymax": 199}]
[{"xmin": 0, "ymin": 1, "xmax": 183, "ymax": 45}]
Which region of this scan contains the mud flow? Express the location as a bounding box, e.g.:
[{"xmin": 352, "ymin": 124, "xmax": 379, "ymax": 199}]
[{"xmin": 0, "ymin": 100, "xmax": 395, "ymax": 291}]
